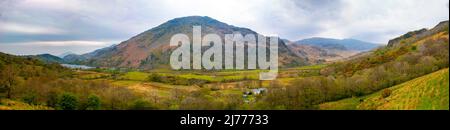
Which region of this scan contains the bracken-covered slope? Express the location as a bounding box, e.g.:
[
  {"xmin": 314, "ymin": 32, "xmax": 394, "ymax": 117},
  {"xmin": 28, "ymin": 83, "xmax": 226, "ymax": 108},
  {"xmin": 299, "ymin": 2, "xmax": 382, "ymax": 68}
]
[
  {"xmin": 318, "ymin": 20, "xmax": 449, "ymax": 110},
  {"xmin": 320, "ymin": 68, "xmax": 449, "ymax": 110},
  {"xmin": 324, "ymin": 21, "xmax": 449, "ymax": 76}
]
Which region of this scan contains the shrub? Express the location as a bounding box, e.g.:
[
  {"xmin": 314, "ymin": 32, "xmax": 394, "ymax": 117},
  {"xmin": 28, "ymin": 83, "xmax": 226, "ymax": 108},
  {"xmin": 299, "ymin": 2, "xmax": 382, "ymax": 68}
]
[
  {"xmin": 382, "ymin": 89, "xmax": 392, "ymax": 99},
  {"xmin": 46, "ymin": 92, "xmax": 59, "ymax": 108},
  {"xmin": 22, "ymin": 93, "xmax": 38, "ymax": 105},
  {"xmin": 86, "ymin": 94, "xmax": 101, "ymax": 110},
  {"xmin": 131, "ymin": 99, "xmax": 158, "ymax": 110},
  {"xmin": 147, "ymin": 73, "xmax": 162, "ymax": 82},
  {"xmin": 58, "ymin": 93, "xmax": 78, "ymax": 110}
]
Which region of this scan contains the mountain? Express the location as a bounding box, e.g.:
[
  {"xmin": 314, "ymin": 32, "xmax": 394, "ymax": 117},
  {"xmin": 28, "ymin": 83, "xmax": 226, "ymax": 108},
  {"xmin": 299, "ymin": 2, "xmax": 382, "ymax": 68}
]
[
  {"xmin": 388, "ymin": 20, "xmax": 449, "ymax": 47},
  {"xmin": 26, "ymin": 54, "xmax": 66, "ymax": 64},
  {"xmin": 295, "ymin": 37, "xmax": 380, "ymax": 51},
  {"xmin": 63, "ymin": 44, "xmax": 116, "ymax": 64},
  {"xmin": 326, "ymin": 20, "xmax": 449, "ymax": 76},
  {"xmin": 68, "ymin": 16, "xmax": 308, "ymax": 69},
  {"xmin": 284, "ymin": 39, "xmax": 339, "ymax": 63},
  {"xmin": 286, "ymin": 39, "xmax": 363, "ymax": 63},
  {"xmin": 58, "ymin": 52, "xmax": 76, "ymax": 58}
]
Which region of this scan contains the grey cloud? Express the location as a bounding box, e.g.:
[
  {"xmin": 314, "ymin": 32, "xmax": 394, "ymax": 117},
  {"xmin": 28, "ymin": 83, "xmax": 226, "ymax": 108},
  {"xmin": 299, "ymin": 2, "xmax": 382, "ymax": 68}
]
[
  {"xmin": 0, "ymin": 0, "xmax": 448, "ymax": 55},
  {"xmin": 291, "ymin": 0, "xmax": 344, "ymax": 19}
]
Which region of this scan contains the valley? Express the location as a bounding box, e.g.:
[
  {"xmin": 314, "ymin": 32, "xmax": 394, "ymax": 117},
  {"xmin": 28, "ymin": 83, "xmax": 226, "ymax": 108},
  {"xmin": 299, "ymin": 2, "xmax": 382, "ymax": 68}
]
[{"xmin": 1, "ymin": 17, "xmax": 448, "ymax": 110}]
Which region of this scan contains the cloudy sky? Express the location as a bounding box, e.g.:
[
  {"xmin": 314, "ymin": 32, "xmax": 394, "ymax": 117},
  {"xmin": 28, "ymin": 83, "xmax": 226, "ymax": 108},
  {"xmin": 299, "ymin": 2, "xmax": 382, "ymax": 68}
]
[{"xmin": 0, "ymin": 0, "xmax": 448, "ymax": 55}]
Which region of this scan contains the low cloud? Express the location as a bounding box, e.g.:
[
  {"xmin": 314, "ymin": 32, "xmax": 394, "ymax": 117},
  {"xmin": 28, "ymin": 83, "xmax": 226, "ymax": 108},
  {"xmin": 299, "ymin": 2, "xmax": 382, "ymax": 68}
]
[
  {"xmin": 0, "ymin": 22, "xmax": 67, "ymax": 35},
  {"xmin": 0, "ymin": 40, "xmax": 117, "ymax": 55}
]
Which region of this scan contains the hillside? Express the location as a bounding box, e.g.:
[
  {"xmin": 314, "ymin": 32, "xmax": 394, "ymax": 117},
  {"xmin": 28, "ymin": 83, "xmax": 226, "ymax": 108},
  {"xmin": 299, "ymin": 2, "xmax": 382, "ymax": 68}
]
[
  {"xmin": 288, "ymin": 43, "xmax": 341, "ymax": 63},
  {"xmin": 0, "ymin": 52, "xmax": 71, "ymax": 98},
  {"xmin": 26, "ymin": 54, "xmax": 66, "ymax": 64},
  {"xmin": 320, "ymin": 68, "xmax": 449, "ymax": 110},
  {"xmin": 255, "ymin": 20, "xmax": 449, "ymax": 110},
  {"xmin": 0, "ymin": 52, "xmax": 66, "ymax": 70},
  {"xmin": 295, "ymin": 37, "xmax": 380, "ymax": 51},
  {"xmin": 288, "ymin": 43, "xmax": 362, "ymax": 63},
  {"xmin": 66, "ymin": 16, "xmax": 309, "ymax": 69},
  {"xmin": 388, "ymin": 21, "xmax": 449, "ymax": 47},
  {"xmin": 0, "ymin": 99, "xmax": 53, "ymax": 110},
  {"xmin": 289, "ymin": 37, "xmax": 380, "ymax": 63},
  {"xmin": 325, "ymin": 21, "xmax": 449, "ymax": 76},
  {"xmin": 58, "ymin": 52, "xmax": 76, "ymax": 58}
]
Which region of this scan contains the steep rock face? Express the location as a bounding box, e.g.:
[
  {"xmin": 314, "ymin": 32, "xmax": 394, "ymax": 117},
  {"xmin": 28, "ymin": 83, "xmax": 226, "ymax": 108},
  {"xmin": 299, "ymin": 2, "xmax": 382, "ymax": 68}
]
[{"xmin": 70, "ymin": 16, "xmax": 308, "ymax": 69}]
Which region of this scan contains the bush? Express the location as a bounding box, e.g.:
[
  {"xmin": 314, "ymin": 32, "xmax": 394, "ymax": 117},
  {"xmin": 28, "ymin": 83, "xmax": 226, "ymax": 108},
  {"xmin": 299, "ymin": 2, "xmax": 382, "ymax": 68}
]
[
  {"xmin": 86, "ymin": 94, "xmax": 101, "ymax": 110},
  {"xmin": 382, "ymin": 89, "xmax": 392, "ymax": 98},
  {"xmin": 22, "ymin": 93, "xmax": 38, "ymax": 105},
  {"xmin": 147, "ymin": 73, "xmax": 162, "ymax": 82},
  {"xmin": 46, "ymin": 92, "xmax": 59, "ymax": 108},
  {"xmin": 131, "ymin": 99, "xmax": 158, "ymax": 110},
  {"xmin": 58, "ymin": 93, "xmax": 78, "ymax": 110}
]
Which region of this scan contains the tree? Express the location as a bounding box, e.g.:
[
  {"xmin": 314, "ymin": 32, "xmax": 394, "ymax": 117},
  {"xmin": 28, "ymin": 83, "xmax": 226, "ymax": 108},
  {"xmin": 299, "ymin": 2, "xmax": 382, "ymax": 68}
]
[
  {"xmin": 46, "ymin": 91, "xmax": 59, "ymax": 108},
  {"xmin": 0, "ymin": 65, "xmax": 18, "ymax": 99},
  {"xmin": 22, "ymin": 93, "xmax": 38, "ymax": 105},
  {"xmin": 58, "ymin": 93, "xmax": 78, "ymax": 110},
  {"xmin": 86, "ymin": 94, "xmax": 101, "ymax": 110}
]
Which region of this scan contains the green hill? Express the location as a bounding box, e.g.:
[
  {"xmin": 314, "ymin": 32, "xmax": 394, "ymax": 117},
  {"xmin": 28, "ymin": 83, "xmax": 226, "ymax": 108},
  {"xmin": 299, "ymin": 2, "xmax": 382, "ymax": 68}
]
[
  {"xmin": 26, "ymin": 54, "xmax": 66, "ymax": 64},
  {"xmin": 320, "ymin": 68, "xmax": 449, "ymax": 110}
]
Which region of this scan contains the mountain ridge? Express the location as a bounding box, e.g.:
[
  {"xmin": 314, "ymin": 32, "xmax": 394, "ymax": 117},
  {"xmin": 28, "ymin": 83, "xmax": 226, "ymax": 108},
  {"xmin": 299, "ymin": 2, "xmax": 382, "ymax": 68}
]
[
  {"xmin": 65, "ymin": 16, "xmax": 309, "ymax": 69},
  {"xmin": 295, "ymin": 37, "xmax": 381, "ymax": 51}
]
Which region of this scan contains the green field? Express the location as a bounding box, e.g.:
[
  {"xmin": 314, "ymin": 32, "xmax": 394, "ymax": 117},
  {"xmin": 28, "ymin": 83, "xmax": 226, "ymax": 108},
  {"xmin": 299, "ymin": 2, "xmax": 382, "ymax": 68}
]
[
  {"xmin": 320, "ymin": 68, "xmax": 449, "ymax": 110},
  {"xmin": 117, "ymin": 65, "xmax": 325, "ymax": 83}
]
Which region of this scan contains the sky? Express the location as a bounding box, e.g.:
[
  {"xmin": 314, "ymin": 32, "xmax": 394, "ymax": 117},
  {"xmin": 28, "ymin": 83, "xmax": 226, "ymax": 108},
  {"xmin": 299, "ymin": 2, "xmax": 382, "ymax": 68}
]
[{"xmin": 0, "ymin": 0, "xmax": 448, "ymax": 55}]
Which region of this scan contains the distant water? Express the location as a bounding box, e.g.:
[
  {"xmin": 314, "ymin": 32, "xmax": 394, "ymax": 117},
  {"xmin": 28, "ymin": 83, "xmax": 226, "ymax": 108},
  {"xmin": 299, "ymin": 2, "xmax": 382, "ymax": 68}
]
[{"xmin": 61, "ymin": 64, "xmax": 94, "ymax": 69}]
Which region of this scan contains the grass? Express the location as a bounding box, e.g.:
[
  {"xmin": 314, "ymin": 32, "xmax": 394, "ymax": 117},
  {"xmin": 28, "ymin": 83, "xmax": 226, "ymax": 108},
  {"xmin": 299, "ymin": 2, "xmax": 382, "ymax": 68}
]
[
  {"xmin": 68, "ymin": 65, "xmax": 330, "ymax": 110},
  {"xmin": 320, "ymin": 68, "xmax": 449, "ymax": 110},
  {"xmin": 115, "ymin": 64, "xmax": 327, "ymax": 84},
  {"xmin": 121, "ymin": 71, "xmax": 150, "ymax": 81},
  {"xmin": 289, "ymin": 64, "xmax": 327, "ymax": 70},
  {"xmin": 75, "ymin": 71, "xmax": 111, "ymax": 79},
  {"xmin": 0, "ymin": 99, "xmax": 53, "ymax": 110}
]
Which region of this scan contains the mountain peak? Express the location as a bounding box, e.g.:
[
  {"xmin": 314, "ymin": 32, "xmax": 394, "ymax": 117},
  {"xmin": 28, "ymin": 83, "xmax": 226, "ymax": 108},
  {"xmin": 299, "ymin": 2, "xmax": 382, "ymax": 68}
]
[
  {"xmin": 71, "ymin": 16, "xmax": 306, "ymax": 69},
  {"xmin": 168, "ymin": 16, "xmax": 218, "ymax": 23},
  {"xmin": 156, "ymin": 16, "xmax": 230, "ymax": 29},
  {"xmin": 58, "ymin": 51, "xmax": 76, "ymax": 58}
]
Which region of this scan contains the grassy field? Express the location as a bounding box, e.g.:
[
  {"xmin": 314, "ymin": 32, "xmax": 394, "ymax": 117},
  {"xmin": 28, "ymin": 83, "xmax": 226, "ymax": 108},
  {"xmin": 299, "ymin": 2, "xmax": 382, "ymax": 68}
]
[
  {"xmin": 80, "ymin": 64, "xmax": 328, "ymax": 91},
  {"xmin": 68, "ymin": 65, "xmax": 326, "ymax": 110},
  {"xmin": 116, "ymin": 64, "xmax": 326, "ymax": 83},
  {"xmin": 0, "ymin": 99, "xmax": 53, "ymax": 110},
  {"xmin": 320, "ymin": 68, "xmax": 449, "ymax": 110}
]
